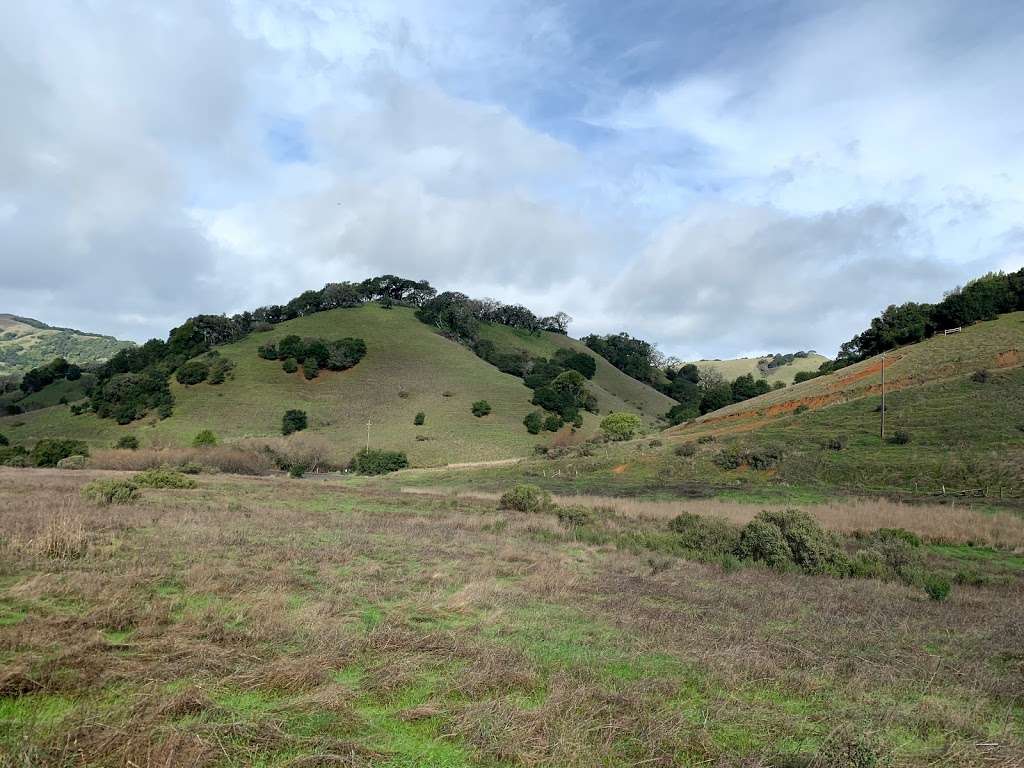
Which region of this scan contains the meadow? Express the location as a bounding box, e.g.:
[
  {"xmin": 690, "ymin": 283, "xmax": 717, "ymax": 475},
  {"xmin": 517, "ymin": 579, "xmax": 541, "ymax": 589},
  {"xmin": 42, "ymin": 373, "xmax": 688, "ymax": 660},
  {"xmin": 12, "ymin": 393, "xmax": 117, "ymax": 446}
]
[{"xmin": 1, "ymin": 466, "xmax": 1022, "ymax": 767}]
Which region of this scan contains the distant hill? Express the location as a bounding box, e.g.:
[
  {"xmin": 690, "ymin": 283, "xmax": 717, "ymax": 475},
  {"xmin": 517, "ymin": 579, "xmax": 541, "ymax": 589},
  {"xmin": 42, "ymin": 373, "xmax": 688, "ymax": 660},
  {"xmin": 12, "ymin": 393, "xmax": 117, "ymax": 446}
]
[
  {"xmin": 662, "ymin": 312, "xmax": 1024, "ymax": 495},
  {"xmin": 685, "ymin": 352, "xmax": 828, "ymax": 386},
  {"xmin": 0, "ymin": 314, "xmax": 132, "ymax": 376},
  {"xmin": 0, "ymin": 304, "xmax": 674, "ymax": 465}
]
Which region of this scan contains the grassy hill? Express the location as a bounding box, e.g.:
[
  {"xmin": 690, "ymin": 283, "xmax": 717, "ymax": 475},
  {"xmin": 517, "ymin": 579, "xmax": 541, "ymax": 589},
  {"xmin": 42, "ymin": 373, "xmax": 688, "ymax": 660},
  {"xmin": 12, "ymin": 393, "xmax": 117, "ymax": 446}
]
[
  {"xmin": 0, "ymin": 305, "xmax": 674, "ymax": 465},
  {"xmin": 0, "ymin": 314, "xmax": 132, "ymax": 376},
  {"xmin": 686, "ymin": 352, "xmax": 829, "ymax": 386},
  {"xmin": 389, "ymin": 312, "xmax": 1024, "ymax": 501}
]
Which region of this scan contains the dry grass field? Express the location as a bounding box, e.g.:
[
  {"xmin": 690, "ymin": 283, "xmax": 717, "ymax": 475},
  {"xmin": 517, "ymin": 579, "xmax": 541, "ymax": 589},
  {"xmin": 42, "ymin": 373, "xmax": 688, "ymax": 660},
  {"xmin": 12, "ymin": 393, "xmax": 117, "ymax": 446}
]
[{"xmin": 1, "ymin": 467, "xmax": 1022, "ymax": 766}]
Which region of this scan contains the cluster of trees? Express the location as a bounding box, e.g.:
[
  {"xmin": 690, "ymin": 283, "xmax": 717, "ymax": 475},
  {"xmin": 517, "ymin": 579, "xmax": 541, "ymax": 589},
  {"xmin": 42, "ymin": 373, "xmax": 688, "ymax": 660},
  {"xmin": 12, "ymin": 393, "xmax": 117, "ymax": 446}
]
[
  {"xmin": 175, "ymin": 353, "xmax": 235, "ymax": 386},
  {"xmin": 19, "ymin": 357, "xmax": 81, "ymax": 393},
  {"xmin": 415, "ymin": 291, "xmax": 571, "ymax": 343},
  {"xmin": 665, "ymin": 367, "xmax": 780, "ymax": 424},
  {"xmin": 581, "ymin": 333, "xmax": 665, "ymax": 387},
  {"xmin": 258, "ymin": 335, "xmax": 367, "ymax": 380},
  {"xmin": 832, "ymin": 269, "xmax": 1024, "ymax": 368}
]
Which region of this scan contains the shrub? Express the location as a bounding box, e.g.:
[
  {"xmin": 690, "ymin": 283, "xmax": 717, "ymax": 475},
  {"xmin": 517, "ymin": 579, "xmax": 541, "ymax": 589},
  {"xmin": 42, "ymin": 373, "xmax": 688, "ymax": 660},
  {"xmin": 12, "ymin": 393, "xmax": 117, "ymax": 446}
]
[
  {"xmin": 282, "ymin": 357, "xmax": 298, "ymax": 374},
  {"xmin": 745, "ymin": 446, "xmax": 783, "ymax": 470},
  {"xmin": 175, "ymin": 360, "xmax": 210, "ymax": 385},
  {"xmin": 414, "ymin": 412, "xmax": 425, "ymax": 426},
  {"xmin": 133, "ymin": 469, "xmax": 197, "ymax": 489},
  {"xmin": 56, "ymin": 455, "xmax": 88, "ymax": 470},
  {"xmin": 736, "ymin": 518, "xmax": 793, "ymax": 568},
  {"xmin": 824, "ymin": 435, "xmax": 847, "ymax": 451},
  {"xmin": 33, "ymin": 514, "xmax": 87, "ymax": 560},
  {"xmin": 288, "ymin": 464, "xmax": 307, "ymax": 478},
  {"xmin": 669, "ymin": 512, "xmax": 741, "ymax": 555},
  {"xmin": 0, "ymin": 446, "xmax": 29, "ymax": 467},
  {"xmin": 873, "ymin": 527, "xmax": 922, "ymax": 548},
  {"xmin": 648, "ymin": 439, "xmax": 663, "ymax": 447},
  {"xmin": 398, "ymin": 389, "xmax": 410, "ymax": 399},
  {"xmin": 756, "ymin": 509, "xmax": 848, "ymax": 575},
  {"xmin": 674, "ymin": 443, "xmax": 697, "ymax": 457},
  {"xmin": 115, "ymin": 435, "xmax": 140, "ymax": 450},
  {"xmin": 207, "ymin": 356, "xmax": 235, "ymax": 385},
  {"xmin": 471, "ymin": 400, "xmax": 491, "ymax": 417},
  {"xmin": 350, "ymin": 448, "xmax": 409, "ymax": 475},
  {"xmin": 889, "ymin": 429, "xmax": 911, "ymax": 445},
  {"xmin": 543, "ymin": 414, "xmax": 563, "ymax": 432},
  {"xmin": 442, "ymin": 390, "xmax": 455, "ymax": 398},
  {"xmin": 81, "ymin": 479, "xmax": 139, "ymax": 505},
  {"xmin": 0, "ymin": 433, "xmax": 8, "ymax": 447},
  {"xmin": 794, "ymin": 404, "xmax": 809, "ymax": 414},
  {"xmin": 697, "ymin": 435, "xmax": 716, "ymax": 444},
  {"xmin": 922, "ymin": 572, "xmax": 952, "ymax": 602},
  {"xmin": 303, "ymin": 361, "xmax": 320, "ymax": 380},
  {"xmin": 599, "ymin": 412, "xmax": 643, "ymax": 441},
  {"xmin": 523, "ymin": 410, "xmax": 544, "ymax": 434},
  {"xmin": 970, "ymin": 368, "xmax": 990, "ymax": 384},
  {"xmin": 282, "ymin": 409, "xmax": 308, "ymax": 436},
  {"xmin": 557, "ymin": 505, "xmax": 593, "ymax": 527},
  {"xmin": 815, "ymin": 726, "xmax": 882, "ymax": 768},
  {"xmin": 258, "ymin": 343, "xmax": 279, "ymax": 360},
  {"xmin": 712, "ymin": 446, "xmax": 745, "ymax": 470},
  {"xmin": 32, "ymin": 439, "xmax": 89, "ymax": 468},
  {"xmin": 498, "ymin": 484, "xmax": 552, "ymax": 513},
  {"xmin": 192, "ymin": 430, "xmax": 218, "ymax": 447},
  {"xmin": 849, "ymin": 549, "xmax": 888, "ymax": 580}
]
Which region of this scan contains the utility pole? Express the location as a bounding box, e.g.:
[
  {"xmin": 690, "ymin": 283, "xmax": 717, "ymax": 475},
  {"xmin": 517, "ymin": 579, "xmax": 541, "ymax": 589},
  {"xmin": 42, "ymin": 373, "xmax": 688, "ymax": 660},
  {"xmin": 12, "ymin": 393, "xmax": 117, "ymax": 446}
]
[
  {"xmin": 879, "ymin": 352, "xmax": 886, "ymax": 442},
  {"xmin": 366, "ymin": 419, "xmax": 371, "ymax": 450}
]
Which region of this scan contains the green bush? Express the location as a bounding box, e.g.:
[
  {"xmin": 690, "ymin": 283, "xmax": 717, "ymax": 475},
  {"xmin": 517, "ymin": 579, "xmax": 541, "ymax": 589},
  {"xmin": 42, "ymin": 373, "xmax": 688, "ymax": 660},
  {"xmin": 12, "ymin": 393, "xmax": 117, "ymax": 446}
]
[
  {"xmin": 288, "ymin": 464, "xmax": 307, "ymax": 478},
  {"xmin": 81, "ymin": 479, "xmax": 139, "ymax": 505},
  {"xmin": 282, "ymin": 357, "xmax": 298, "ymax": 374},
  {"xmin": 498, "ymin": 484, "xmax": 552, "ymax": 513},
  {"xmin": 523, "ymin": 410, "xmax": 543, "ymax": 434},
  {"xmin": 794, "ymin": 404, "xmax": 809, "ymax": 414},
  {"xmin": 543, "ymin": 414, "xmax": 563, "ymax": 432},
  {"xmin": 414, "ymin": 412, "xmax": 425, "ymax": 426},
  {"xmin": 258, "ymin": 343, "xmax": 279, "ymax": 360},
  {"xmin": 849, "ymin": 549, "xmax": 888, "ymax": 580},
  {"xmin": 745, "ymin": 446, "xmax": 783, "ymax": 470},
  {"xmin": 56, "ymin": 455, "xmax": 88, "ymax": 470},
  {"xmin": 175, "ymin": 360, "xmax": 210, "ymax": 385},
  {"xmin": 207, "ymin": 357, "xmax": 235, "ymax": 384},
  {"xmin": 712, "ymin": 446, "xmax": 745, "ymax": 470},
  {"xmin": 192, "ymin": 430, "xmax": 218, "ymax": 447},
  {"xmin": 970, "ymin": 368, "xmax": 990, "ymax": 384},
  {"xmin": 0, "ymin": 433, "xmax": 7, "ymax": 446},
  {"xmin": 115, "ymin": 435, "xmax": 140, "ymax": 450},
  {"xmin": 32, "ymin": 439, "xmax": 89, "ymax": 468},
  {"xmin": 669, "ymin": 512, "xmax": 741, "ymax": 555},
  {"xmin": 557, "ymin": 505, "xmax": 593, "ymax": 527},
  {"xmin": 0, "ymin": 446, "xmax": 30, "ymax": 467},
  {"xmin": 873, "ymin": 527, "xmax": 922, "ymax": 547},
  {"xmin": 133, "ymin": 469, "xmax": 197, "ymax": 489},
  {"xmin": 350, "ymin": 448, "xmax": 409, "ymax": 475},
  {"xmin": 303, "ymin": 361, "xmax": 320, "ymax": 380},
  {"xmin": 889, "ymin": 429, "xmax": 911, "ymax": 445},
  {"xmin": 282, "ymin": 409, "xmax": 308, "ymax": 436},
  {"xmin": 756, "ymin": 509, "xmax": 848, "ymax": 575},
  {"xmin": 697, "ymin": 435, "xmax": 716, "ymax": 444},
  {"xmin": 674, "ymin": 443, "xmax": 697, "ymax": 457},
  {"xmin": 824, "ymin": 435, "xmax": 847, "ymax": 451},
  {"xmin": 471, "ymin": 400, "xmax": 491, "ymax": 417},
  {"xmin": 736, "ymin": 518, "xmax": 793, "ymax": 568},
  {"xmin": 599, "ymin": 412, "xmax": 643, "ymax": 441},
  {"xmin": 922, "ymin": 573, "xmax": 952, "ymax": 602}
]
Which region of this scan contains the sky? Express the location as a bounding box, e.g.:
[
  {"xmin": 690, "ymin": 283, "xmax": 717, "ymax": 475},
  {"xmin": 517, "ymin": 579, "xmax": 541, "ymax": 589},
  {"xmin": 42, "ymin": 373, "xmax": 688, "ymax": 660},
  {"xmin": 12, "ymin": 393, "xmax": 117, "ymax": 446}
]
[{"xmin": 1, "ymin": 0, "xmax": 1022, "ymax": 360}]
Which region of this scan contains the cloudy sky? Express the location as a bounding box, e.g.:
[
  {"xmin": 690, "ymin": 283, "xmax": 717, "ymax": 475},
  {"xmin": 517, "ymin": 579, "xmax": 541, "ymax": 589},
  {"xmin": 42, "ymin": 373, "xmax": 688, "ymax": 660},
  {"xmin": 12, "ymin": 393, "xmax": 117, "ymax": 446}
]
[{"xmin": 1, "ymin": 1, "xmax": 1022, "ymax": 359}]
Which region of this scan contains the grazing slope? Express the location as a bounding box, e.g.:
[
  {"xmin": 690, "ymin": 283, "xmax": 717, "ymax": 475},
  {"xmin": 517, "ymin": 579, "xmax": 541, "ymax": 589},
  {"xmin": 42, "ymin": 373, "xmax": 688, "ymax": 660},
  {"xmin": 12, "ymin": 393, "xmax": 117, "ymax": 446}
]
[
  {"xmin": 0, "ymin": 314, "xmax": 132, "ymax": 376},
  {"xmin": 686, "ymin": 352, "xmax": 829, "ymax": 386},
  {"xmin": 0, "ymin": 305, "xmax": 672, "ymax": 465}
]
